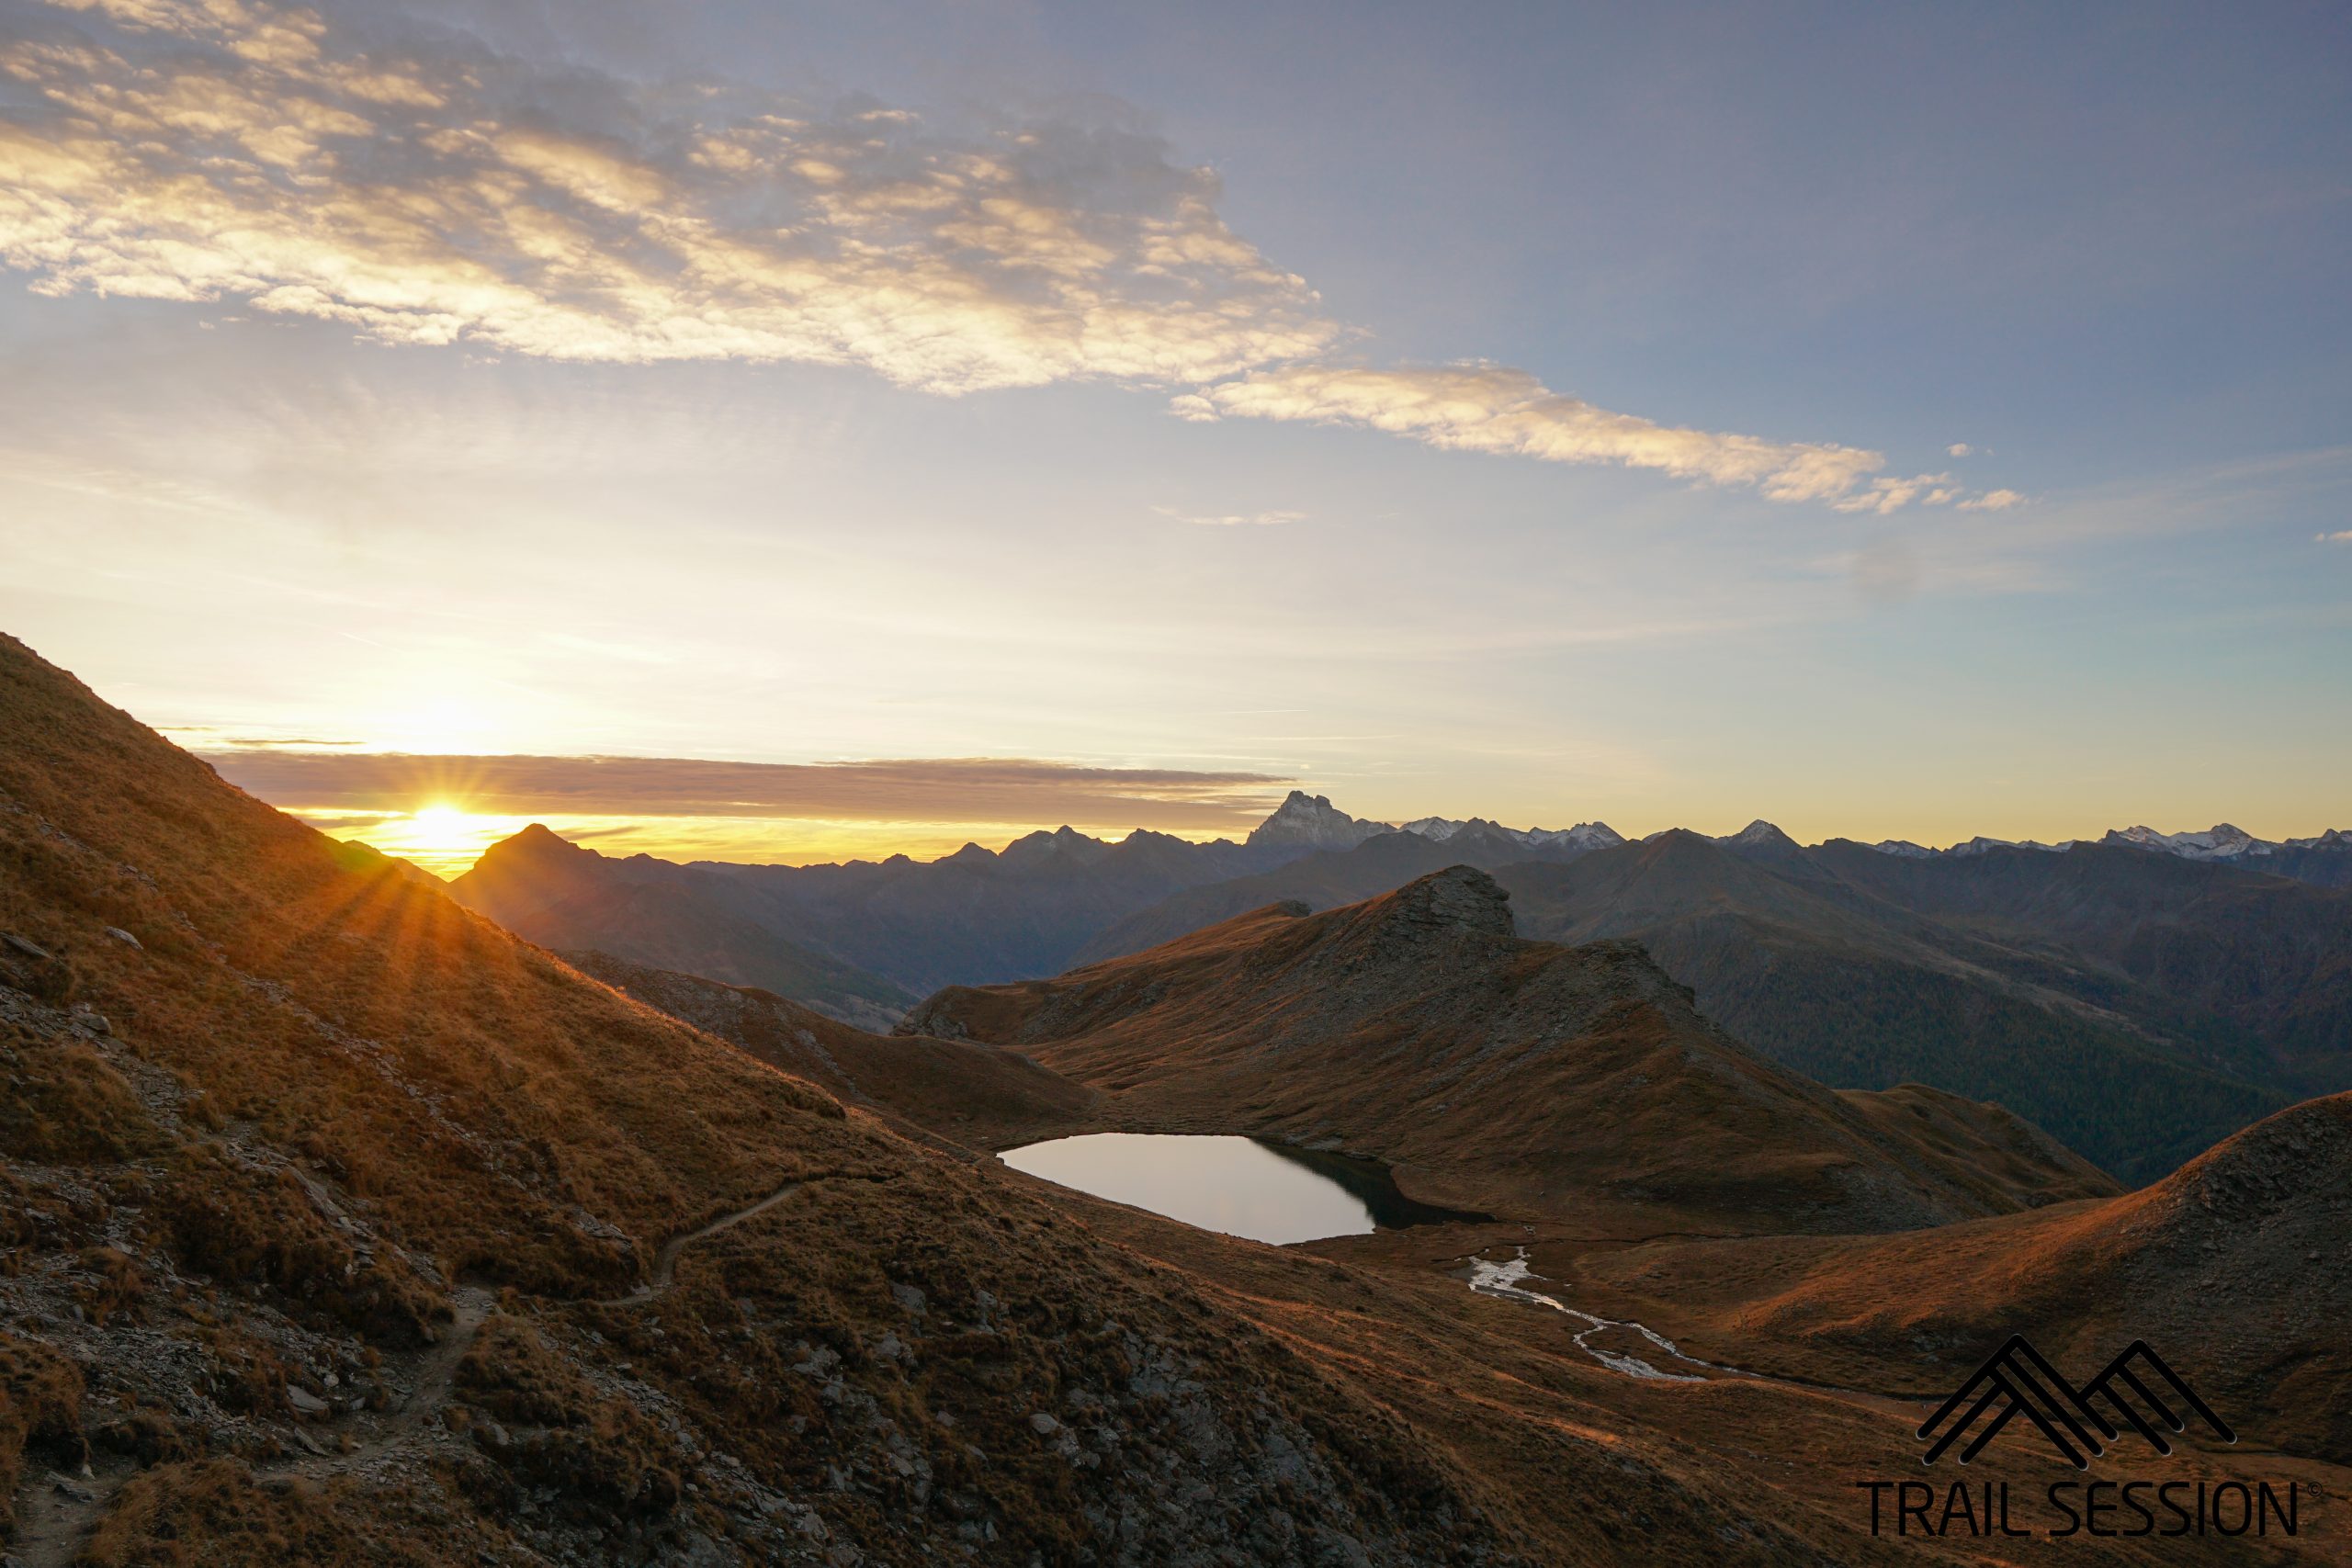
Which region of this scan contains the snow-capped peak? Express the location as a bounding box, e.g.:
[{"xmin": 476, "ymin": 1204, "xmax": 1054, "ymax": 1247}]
[
  {"xmin": 1524, "ymin": 821, "xmax": 1626, "ymax": 852},
  {"xmin": 2100, "ymin": 823, "xmax": 2275, "ymax": 861},
  {"xmin": 1399, "ymin": 817, "xmax": 1626, "ymax": 854},
  {"xmin": 1712, "ymin": 819, "xmax": 1802, "ymax": 855}
]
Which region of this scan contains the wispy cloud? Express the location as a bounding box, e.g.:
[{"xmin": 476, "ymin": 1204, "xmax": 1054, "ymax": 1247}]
[
  {"xmin": 1171, "ymin": 363, "xmax": 1885, "ymax": 503},
  {"xmin": 0, "ymin": 0, "xmax": 2008, "ymax": 510},
  {"xmin": 1832, "ymin": 471, "xmax": 1956, "ymax": 515},
  {"xmin": 2319, "ymin": 529, "xmax": 2352, "ymax": 544},
  {"xmin": 1152, "ymin": 505, "xmax": 1303, "ymax": 527},
  {"xmin": 1947, "ymin": 442, "xmax": 1973, "ymax": 457},
  {"xmin": 205, "ymin": 750, "xmax": 1295, "ymax": 829}
]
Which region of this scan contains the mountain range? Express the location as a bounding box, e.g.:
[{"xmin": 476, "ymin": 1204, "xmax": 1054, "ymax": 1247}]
[
  {"xmin": 6, "ymin": 632, "xmax": 2347, "ymax": 1564},
  {"xmin": 451, "ymin": 794, "xmax": 2352, "ymax": 1180}
]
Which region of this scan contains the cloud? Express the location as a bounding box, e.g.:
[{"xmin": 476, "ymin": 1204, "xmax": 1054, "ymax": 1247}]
[
  {"xmin": 1153, "ymin": 505, "xmax": 1302, "ymax": 527},
  {"xmin": 0, "ymin": 0, "xmax": 2014, "ymax": 511},
  {"xmin": 0, "ymin": 0, "xmax": 1334, "ymax": 393},
  {"xmin": 205, "ymin": 750, "xmax": 1295, "ymax": 830},
  {"xmin": 2320, "ymin": 529, "xmax": 2352, "ymax": 544},
  {"xmin": 1957, "ymin": 488, "xmax": 2025, "ymax": 512},
  {"xmin": 1172, "ymin": 363, "xmax": 1887, "ymax": 502},
  {"xmin": 1831, "ymin": 471, "xmax": 1963, "ymax": 515},
  {"xmin": 1947, "ymin": 442, "xmax": 1973, "ymax": 457}
]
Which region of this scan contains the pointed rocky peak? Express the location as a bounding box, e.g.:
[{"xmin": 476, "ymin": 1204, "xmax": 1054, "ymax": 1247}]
[
  {"xmin": 475, "ymin": 822, "xmax": 593, "ymax": 867},
  {"xmin": 940, "ymin": 841, "xmax": 997, "ymax": 865},
  {"xmin": 1399, "ymin": 815, "xmax": 1464, "ymax": 842},
  {"xmin": 1869, "ymin": 839, "xmax": 1935, "ymax": 858},
  {"xmin": 1247, "ymin": 790, "xmax": 1393, "ymax": 851},
  {"xmin": 1351, "ymin": 864, "xmax": 1515, "ymax": 942}
]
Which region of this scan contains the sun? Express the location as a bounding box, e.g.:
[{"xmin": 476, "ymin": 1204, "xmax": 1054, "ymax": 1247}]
[{"xmin": 372, "ymin": 802, "xmax": 512, "ymax": 875}]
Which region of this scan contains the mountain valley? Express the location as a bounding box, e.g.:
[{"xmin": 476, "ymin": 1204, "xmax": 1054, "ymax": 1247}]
[{"xmin": 6, "ymin": 634, "xmax": 2347, "ymax": 1566}]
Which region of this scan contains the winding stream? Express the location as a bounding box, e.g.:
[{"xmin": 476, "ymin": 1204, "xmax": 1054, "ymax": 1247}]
[{"xmin": 1464, "ymin": 1248, "xmax": 1719, "ymax": 1382}]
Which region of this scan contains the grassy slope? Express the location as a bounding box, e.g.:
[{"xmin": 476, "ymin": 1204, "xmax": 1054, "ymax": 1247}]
[{"xmin": 1553, "ymin": 1093, "xmax": 2352, "ymax": 1466}]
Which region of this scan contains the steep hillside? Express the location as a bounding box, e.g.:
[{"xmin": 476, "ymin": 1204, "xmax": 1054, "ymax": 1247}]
[
  {"xmin": 1498, "ymin": 834, "xmax": 2300, "ymax": 1180},
  {"xmin": 562, "ymin": 950, "xmax": 1097, "ymax": 1150},
  {"xmin": 0, "ymin": 633, "xmax": 1824, "ymax": 1568},
  {"xmin": 1558, "ymin": 1092, "xmax": 2352, "ymax": 1463},
  {"xmin": 902, "ymin": 868, "xmax": 2116, "ymax": 1233},
  {"xmin": 1808, "ymin": 838, "xmax": 2352, "ymax": 1087}
]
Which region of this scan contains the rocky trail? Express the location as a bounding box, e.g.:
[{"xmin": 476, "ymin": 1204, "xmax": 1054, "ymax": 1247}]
[{"xmin": 7, "ymin": 1175, "xmax": 825, "ymax": 1568}]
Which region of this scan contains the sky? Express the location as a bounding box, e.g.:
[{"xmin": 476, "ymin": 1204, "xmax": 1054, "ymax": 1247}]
[{"xmin": 2, "ymin": 0, "xmax": 2347, "ymax": 875}]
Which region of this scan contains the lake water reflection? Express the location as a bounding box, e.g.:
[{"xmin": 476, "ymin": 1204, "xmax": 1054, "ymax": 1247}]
[{"xmin": 998, "ymin": 1133, "xmax": 1486, "ymax": 1244}]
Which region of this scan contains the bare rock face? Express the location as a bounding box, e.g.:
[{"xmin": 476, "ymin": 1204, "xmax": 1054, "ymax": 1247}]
[
  {"xmin": 1244, "ymin": 791, "xmax": 1393, "ymax": 852},
  {"xmin": 1366, "ymin": 863, "xmax": 1514, "ymax": 941}
]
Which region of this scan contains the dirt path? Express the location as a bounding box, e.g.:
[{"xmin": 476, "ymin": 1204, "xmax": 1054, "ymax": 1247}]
[{"xmin": 603, "ymin": 1179, "xmax": 807, "ymax": 1306}]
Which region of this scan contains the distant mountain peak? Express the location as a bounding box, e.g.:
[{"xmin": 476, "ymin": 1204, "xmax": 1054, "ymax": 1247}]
[
  {"xmin": 1400, "ymin": 816, "xmax": 1625, "ymax": 855},
  {"xmin": 1715, "ymin": 819, "xmax": 1803, "ymax": 856},
  {"xmin": 2102, "ymin": 823, "xmax": 2274, "ymax": 861},
  {"xmin": 480, "ymin": 821, "xmax": 591, "ymax": 864},
  {"xmin": 1000, "ymin": 824, "xmax": 1113, "ymax": 867},
  {"xmin": 1247, "ymin": 791, "xmax": 1392, "ymax": 851}
]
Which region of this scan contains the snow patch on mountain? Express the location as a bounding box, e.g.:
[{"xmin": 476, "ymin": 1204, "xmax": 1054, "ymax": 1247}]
[
  {"xmin": 1400, "ymin": 817, "xmax": 1624, "ymax": 853},
  {"xmin": 2102, "ymin": 823, "xmax": 2272, "ymax": 860}
]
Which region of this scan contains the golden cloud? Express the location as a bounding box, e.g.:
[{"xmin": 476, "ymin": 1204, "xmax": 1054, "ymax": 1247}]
[
  {"xmin": 1, "ymin": 0, "xmax": 2011, "ymax": 510},
  {"xmin": 206, "ymin": 750, "xmax": 1295, "ymax": 831}
]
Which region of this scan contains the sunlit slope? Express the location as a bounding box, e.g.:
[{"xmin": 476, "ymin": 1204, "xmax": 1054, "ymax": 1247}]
[{"xmin": 1563, "ymin": 1091, "xmax": 2352, "ymax": 1464}]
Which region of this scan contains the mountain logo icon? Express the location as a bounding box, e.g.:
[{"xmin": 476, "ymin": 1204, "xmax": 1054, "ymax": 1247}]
[{"xmin": 1917, "ymin": 1337, "xmax": 2234, "ymax": 1469}]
